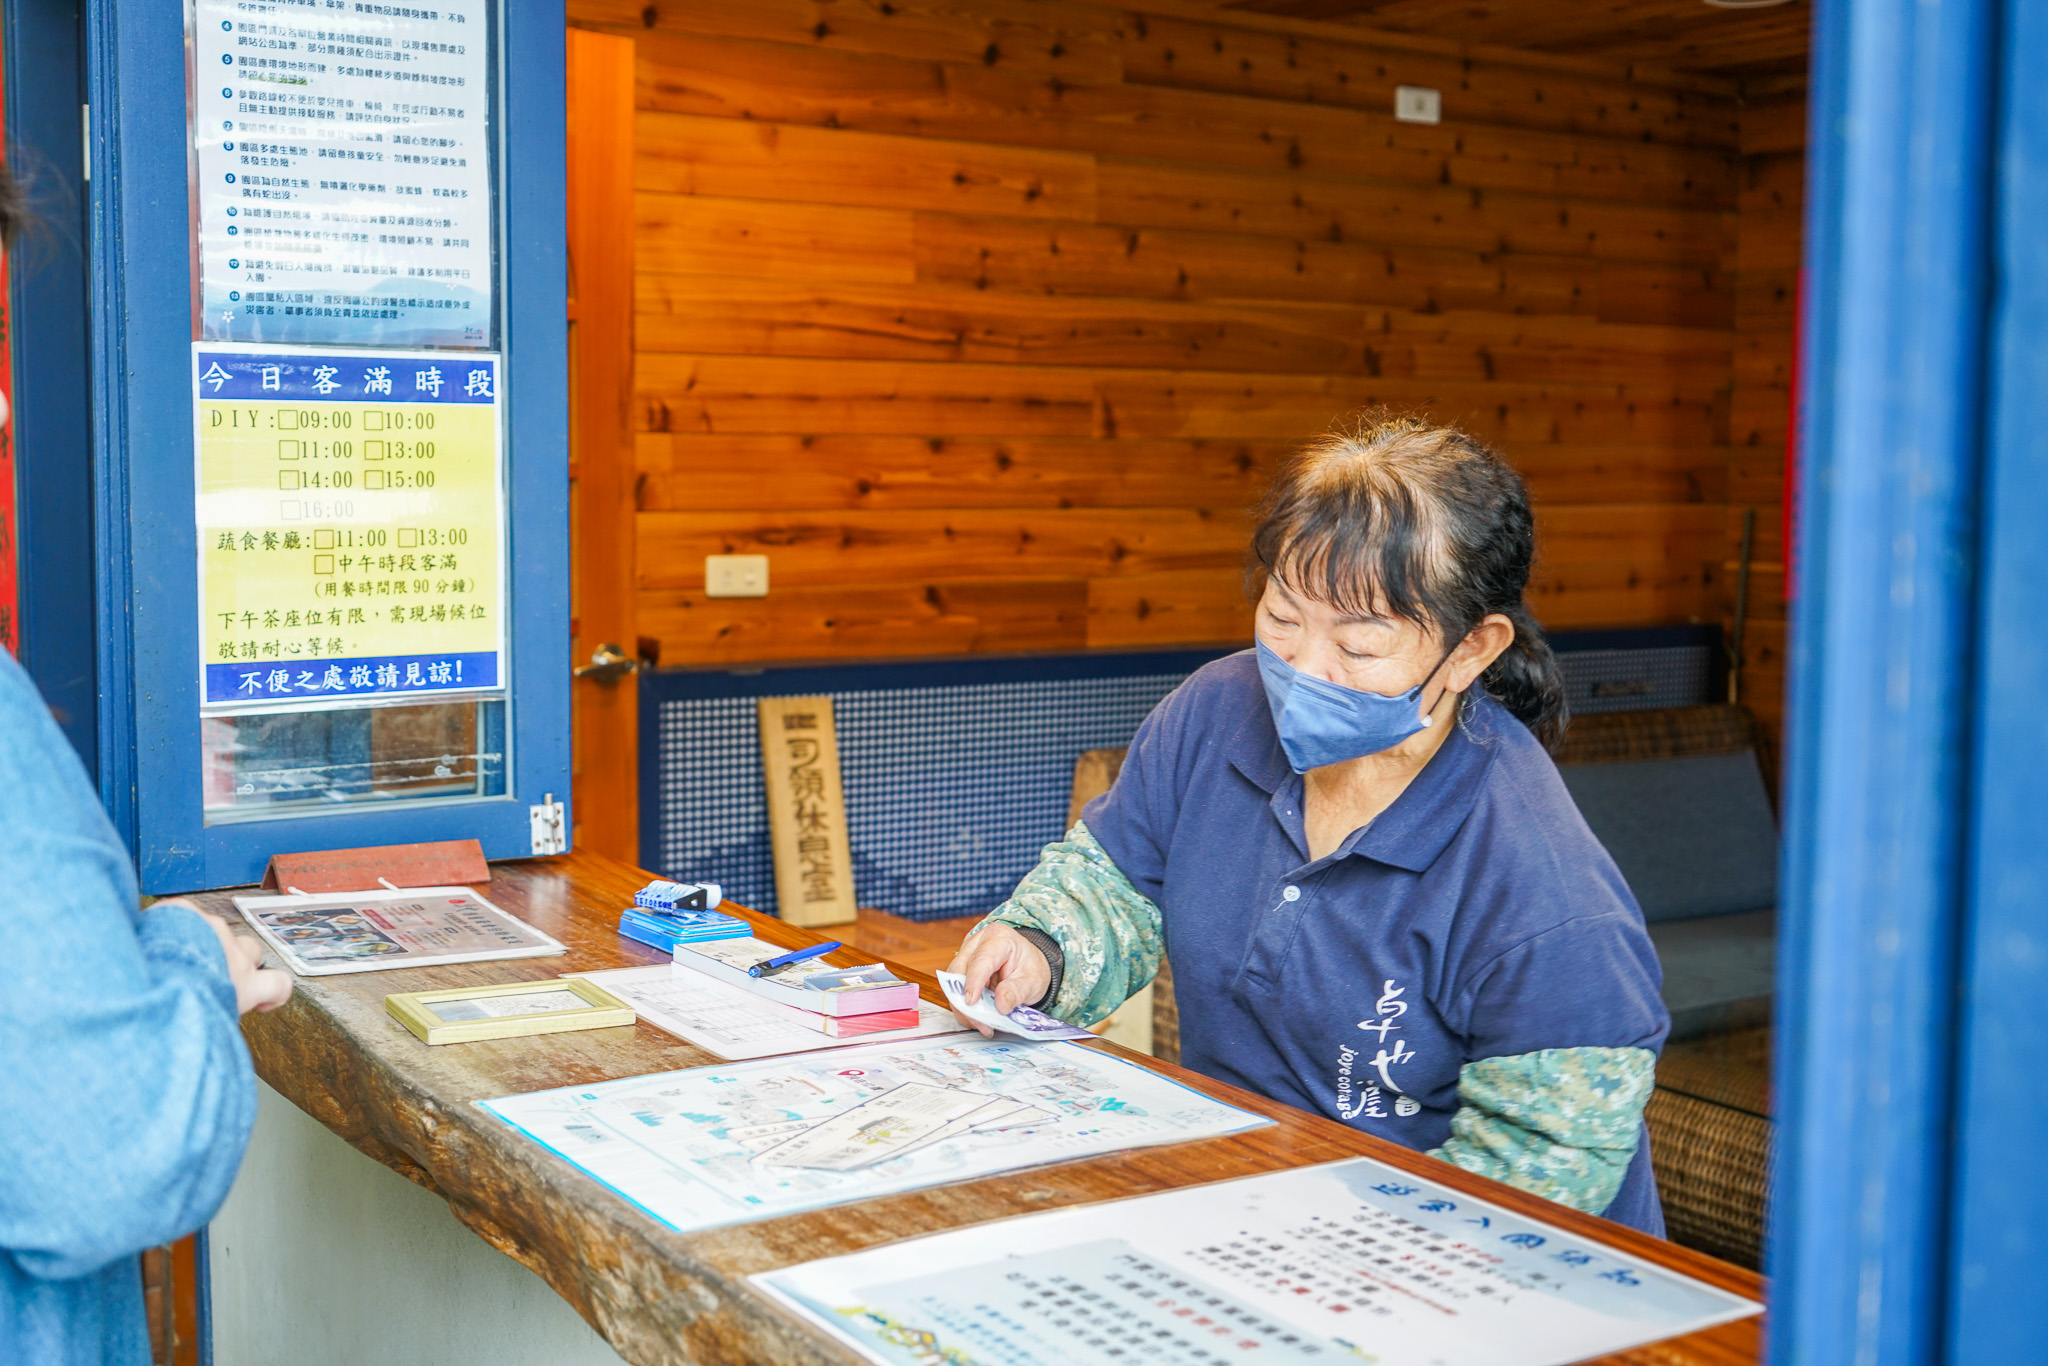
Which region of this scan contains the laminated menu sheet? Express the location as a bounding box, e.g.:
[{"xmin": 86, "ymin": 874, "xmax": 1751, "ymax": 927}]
[
  {"xmin": 755, "ymin": 1156, "xmax": 1761, "ymax": 1366},
  {"xmin": 476, "ymin": 1036, "xmax": 1269, "ymax": 1233}
]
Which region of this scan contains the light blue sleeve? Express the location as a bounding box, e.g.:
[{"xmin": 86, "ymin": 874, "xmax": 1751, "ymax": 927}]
[{"xmin": 0, "ymin": 654, "xmax": 256, "ymax": 1279}]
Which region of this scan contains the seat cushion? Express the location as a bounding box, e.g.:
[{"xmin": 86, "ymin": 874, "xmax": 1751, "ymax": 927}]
[
  {"xmin": 1646, "ymin": 908, "xmax": 1776, "ymax": 1041},
  {"xmin": 1559, "ymin": 750, "xmax": 1779, "ymax": 922}
]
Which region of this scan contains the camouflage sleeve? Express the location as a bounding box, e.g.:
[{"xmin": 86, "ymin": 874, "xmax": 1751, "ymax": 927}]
[
  {"xmin": 973, "ymin": 820, "xmax": 1164, "ymax": 1028},
  {"xmin": 1428, "ymin": 1046, "xmax": 1657, "ymax": 1215}
]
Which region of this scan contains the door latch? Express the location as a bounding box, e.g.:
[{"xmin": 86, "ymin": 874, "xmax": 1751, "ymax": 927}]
[
  {"xmin": 530, "ymin": 792, "xmax": 566, "ymax": 856},
  {"xmin": 573, "ymin": 642, "xmax": 640, "ymax": 685}
]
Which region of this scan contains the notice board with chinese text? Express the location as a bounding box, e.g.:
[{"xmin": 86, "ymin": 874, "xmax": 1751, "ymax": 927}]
[{"xmin": 87, "ymin": 0, "xmax": 568, "ymax": 891}]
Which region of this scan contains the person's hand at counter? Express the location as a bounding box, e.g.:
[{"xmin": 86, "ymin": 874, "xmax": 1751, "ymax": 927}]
[
  {"xmin": 187, "ymin": 906, "xmax": 293, "ymax": 1015},
  {"xmin": 944, "ymin": 923, "xmax": 1051, "ymax": 1036},
  {"xmin": 0, "ymin": 163, "xmax": 283, "ymax": 1366}
]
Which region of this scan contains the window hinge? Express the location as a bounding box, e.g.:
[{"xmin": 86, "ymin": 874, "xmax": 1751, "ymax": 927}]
[{"xmin": 529, "ymin": 792, "xmax": 566, "ymax": 856}]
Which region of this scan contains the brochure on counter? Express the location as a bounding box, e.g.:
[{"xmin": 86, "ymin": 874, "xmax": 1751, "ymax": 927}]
[
  {"xmin": 232, "ymin": 886, "xmax": 564, "ymax": 976},
  {"xmin": 564, "ymin": 964, "xmax": 968, "ymax": 1061},
  {"xmin": 670, "ymin": 936, "xmax": 919, "ymax": 1016}
]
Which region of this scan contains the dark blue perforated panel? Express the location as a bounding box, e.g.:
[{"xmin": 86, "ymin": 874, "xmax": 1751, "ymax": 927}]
[
  {"xmin": 1552, "ymin": 625, "xmax": 1722, "ymax": 715},
  {"xmin": 639, "ymin": 629, "xmax": 1719, "ymax": 921},
  {"xmin": 641, "ymin": 652, "xmax": 1230, "ymax": 922}
]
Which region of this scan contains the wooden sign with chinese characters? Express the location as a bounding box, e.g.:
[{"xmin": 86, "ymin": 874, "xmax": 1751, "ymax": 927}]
[{"xmin": 757, "ymin": 695, "xmax": 859, "ymax": 928}]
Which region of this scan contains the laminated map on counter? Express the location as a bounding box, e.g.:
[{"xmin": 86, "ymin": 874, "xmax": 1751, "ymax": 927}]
[{"xmin": 476, "ymin": 1035, "xmax": 1269, "ymax": 1233}]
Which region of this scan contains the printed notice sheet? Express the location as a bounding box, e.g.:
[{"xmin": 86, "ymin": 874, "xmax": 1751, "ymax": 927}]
[
  {"xmin": 192, "ymin": 0, "xmax": 495, "ymax": 347},
  {"xmin": 194, "ymin": 344, "xmax": 504, "ymax": 707},
  {"xmin": 563, "ymin": 964, "xmax": 968, "ymax": 1061},
  {"xmin": 477, "ymin": 1037, "xmax": 1268, "ymax": 1233},
  {"xmin": 756, "ymin": 1157, "xmax": 1761, "ymax": 1366},
  {"xmin": 233, "ymin": 886, "xmax": 561, "ymax": 976}
]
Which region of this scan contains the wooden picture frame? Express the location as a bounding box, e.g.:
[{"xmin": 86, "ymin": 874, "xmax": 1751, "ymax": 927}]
[{"xmin": 386, "ymin": 977, "xmax": 635, "ymax": 1046}]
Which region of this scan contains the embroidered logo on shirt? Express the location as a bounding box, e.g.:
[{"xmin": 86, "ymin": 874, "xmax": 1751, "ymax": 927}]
[
  {"xmin": 1335, "ymin": 1042, "xmax": 1385, "ymax": 1121},
  {"xmin": 1337, "ymin": 979, "xmax": 1418, "ymax": 1122}
]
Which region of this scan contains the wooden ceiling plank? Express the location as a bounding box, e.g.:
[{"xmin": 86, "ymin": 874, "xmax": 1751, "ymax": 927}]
[
  {"xmin": 1213, "ymin": 0, "xmax": 1809, "ymax": 79},
  {"xmin": 1331, "ymin": 0, "xmax": 1713, "ymax": 52},
  {"xmin": 1121, "ymin": 13, "xmax": 1741, "ymax": 150},
  {"xmin": 1123, "ymin": 0, "xmax": 1743, "ymax": 93}
]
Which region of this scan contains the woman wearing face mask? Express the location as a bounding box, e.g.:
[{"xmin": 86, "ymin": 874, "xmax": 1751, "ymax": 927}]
[{"xmin": 947, "ymin": 413, "xmax": 1669, "ymax": 1232}]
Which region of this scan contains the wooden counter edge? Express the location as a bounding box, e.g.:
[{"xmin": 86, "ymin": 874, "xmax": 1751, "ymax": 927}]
[{"xmin": 210, "ymin": 852, "xmax": 1763, "ymax": 1366}]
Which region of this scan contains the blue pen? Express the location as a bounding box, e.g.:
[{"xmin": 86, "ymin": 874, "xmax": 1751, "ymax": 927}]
[{"xmin": 748, "ymin": 940, "xmax": 842, "ymax": 977}]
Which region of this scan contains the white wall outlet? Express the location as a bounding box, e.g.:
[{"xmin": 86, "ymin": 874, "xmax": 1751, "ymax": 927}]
[
  {"xmin": 1395, "ymin": 85, "xmax": 1442, "ymax": 125},
  {"xmin": 704, "ymin": 553, "xmax": 770, "ymax": 598}
]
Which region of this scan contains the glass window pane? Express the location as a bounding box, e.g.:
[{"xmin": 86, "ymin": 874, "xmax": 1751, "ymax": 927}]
[{"xmin": 202, "ymin": 700, "xmax": 505, "ymax": 818}]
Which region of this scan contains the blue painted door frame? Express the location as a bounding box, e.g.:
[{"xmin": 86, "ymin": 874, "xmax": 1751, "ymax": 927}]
[
  {"xmin": 1945, "ymin": 0, "xmax": 2048, "ymax": 1355},
  {"xmin": 3, "ymin": 0, "xmax": 97, "ymax": 775},
  {"xmin": 1774, "ymin": 0, "xmax": 2048, "ymax": 1360},
  {"xmin": 80, "ymin": 0, "xmax": 571, "ymax": 891}
]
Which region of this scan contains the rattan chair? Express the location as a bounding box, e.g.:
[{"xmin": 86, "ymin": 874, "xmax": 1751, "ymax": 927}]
[
  {"xmin": 1644, "ymin": 1025, "xmax": 1771, "ymax": 1266},
  {"xmin": 1561, "ymin": 703, "xmax": 1774, "ymax": 1267}
]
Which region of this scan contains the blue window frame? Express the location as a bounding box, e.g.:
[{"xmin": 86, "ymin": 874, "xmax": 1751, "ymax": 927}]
[
  {"xmin": 83, "ymin": 0, "xmax": 568, "ymax": 892},
  {"xmin": 3, "ymin": 0, "xmax": 96, "ymax": 774},
  {"xmin": 1946, "ymin": 0, "xmax": 2048, "ymax": 1354},
  {"xmin": 1773, "ymin": 0, "xmax": 2048, "ymax": 1360}
]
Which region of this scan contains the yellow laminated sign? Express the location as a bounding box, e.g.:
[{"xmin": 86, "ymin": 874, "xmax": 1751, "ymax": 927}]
[{"xmin": 193, "ymin": 345, "xmax": 505, "ymax": 708}]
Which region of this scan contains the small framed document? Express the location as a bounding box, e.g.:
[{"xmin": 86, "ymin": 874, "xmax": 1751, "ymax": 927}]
[{"xmin": 386, "ymin": 978, "xmax": 636, "ymax": 1046}]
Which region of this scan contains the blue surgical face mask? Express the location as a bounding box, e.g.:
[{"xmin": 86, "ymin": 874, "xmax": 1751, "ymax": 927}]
[{"xmin": 1255, "ymin": 638, "xmax": 1449, "ymax": 773}]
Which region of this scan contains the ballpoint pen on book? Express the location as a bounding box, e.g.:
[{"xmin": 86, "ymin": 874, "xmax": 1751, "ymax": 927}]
[{"xmin": 748, "ymin": 941, "xmax": 843, "ymax": 978}]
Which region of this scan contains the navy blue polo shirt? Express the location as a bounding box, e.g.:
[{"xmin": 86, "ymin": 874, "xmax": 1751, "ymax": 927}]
[{"xmin": 1084, "ymin": 651, "xmax": 1670, "ymax": 1232}]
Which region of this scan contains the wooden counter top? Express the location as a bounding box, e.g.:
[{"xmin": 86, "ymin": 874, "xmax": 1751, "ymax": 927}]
[{"xmin": 199, "ymin": 851, "xmax": 1762, "ymax": 1366}]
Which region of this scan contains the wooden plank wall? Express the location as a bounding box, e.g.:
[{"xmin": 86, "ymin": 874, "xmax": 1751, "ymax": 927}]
[
  {"xmin": 565, "ymin": 0, "xmax": 1745, "ymax": 666},
  {"xmin": 1728, "ymin": 81, "xmax": 1805, "ymax": 739},
  {"xmin": 567, "ymin": 29, "xmax": 642, "ymax": 860}
]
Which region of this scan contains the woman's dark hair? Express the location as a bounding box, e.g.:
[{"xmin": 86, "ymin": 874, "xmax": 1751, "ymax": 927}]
[
  {"xmin": 0, "ymin": 158, "xmax": 26, "ymax": 252},
  {"xmin": 1248, "ymin": 409, "xmax": 1569, "ymax": 749}
]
